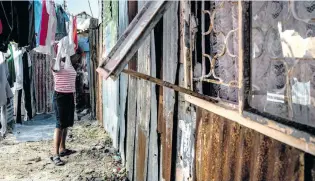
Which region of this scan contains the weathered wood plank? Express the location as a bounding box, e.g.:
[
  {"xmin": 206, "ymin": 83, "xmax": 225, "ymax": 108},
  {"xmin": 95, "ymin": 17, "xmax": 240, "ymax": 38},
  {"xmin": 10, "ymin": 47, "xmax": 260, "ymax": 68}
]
[
  {"xmin": 97, "ymin": 1, "xmax": 174, "ymax": 79},
  {"xmin": 162, "ymin": 2, "xmax": 179, "ymax": 181},
  {"xmin": 118, "ymin": 0, "xmax": 129, "ymax": 165},
  {"xmin": 89, "ymin": 18, "xmax": 98, "ymax": 119},
  {"xmin": 122, "ymin": 69, "xmax": 216, "ymax": 103},
  {"xmin": 147, "ymin": 31, "xmax": 159, "ymax": 181},
  {"xmin": 134, "ymin": 2, "xmax": 151, "ymax": 179},
  {"xmin": 175, "ymin": 64, "xmax": 196, "ymax": 181},
  {"xmin": 126, "ymin": 2, "xmax": 138, "ymax": 180}
]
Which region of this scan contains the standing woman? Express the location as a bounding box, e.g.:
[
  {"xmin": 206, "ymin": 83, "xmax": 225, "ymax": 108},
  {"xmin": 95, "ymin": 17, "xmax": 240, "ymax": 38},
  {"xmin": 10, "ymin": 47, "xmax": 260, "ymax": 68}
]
[{"xmin": 50, "ymin": 48, "xmax": 81, "ymax": 166}]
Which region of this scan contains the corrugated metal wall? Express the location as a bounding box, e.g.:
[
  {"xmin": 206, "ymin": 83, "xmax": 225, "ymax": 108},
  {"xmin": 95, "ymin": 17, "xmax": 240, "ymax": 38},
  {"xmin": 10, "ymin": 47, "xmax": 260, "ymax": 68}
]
[
  {"xmin": 99, "ymin": 1, "xmax": 315, "ymax": 181},
  {"xmin": 102, "ymin": 0, "xmax": 120, "ymax": 149},
  {"xmin": 195, "ymin": 109, "xmax": 304, "ymax": 181}
]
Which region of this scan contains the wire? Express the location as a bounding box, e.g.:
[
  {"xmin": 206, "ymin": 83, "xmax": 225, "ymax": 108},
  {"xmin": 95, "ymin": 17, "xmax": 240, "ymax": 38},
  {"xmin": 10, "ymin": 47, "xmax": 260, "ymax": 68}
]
[{"xmin": 88, "ymin": 0, "xmax": 94, "ymax": 18}]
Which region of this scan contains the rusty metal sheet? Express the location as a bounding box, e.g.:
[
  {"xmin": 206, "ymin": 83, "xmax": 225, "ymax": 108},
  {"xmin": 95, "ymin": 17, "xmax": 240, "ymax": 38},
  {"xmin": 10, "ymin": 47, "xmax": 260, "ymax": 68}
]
[
  {"xmin": 162, "ymin": 2, "xmax": 179, "ymax": 181},
  {"xmin": 195, "ymin": 108, "xmax": 305, "ymax": 181}
]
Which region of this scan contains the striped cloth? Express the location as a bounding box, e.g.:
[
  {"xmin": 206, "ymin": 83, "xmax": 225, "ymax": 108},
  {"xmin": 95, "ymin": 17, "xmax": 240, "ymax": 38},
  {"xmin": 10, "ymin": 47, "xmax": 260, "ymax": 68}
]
[{"xmin": 53, "ymin": 62, "xmax": 76, "ymax": 93}]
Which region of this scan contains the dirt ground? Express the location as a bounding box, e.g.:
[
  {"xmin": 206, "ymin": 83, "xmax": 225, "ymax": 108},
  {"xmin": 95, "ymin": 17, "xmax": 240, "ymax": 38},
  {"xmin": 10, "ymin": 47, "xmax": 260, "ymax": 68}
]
[{"xmin": 0, "ymin": 120, "xmax": 127, "ymax": 181}]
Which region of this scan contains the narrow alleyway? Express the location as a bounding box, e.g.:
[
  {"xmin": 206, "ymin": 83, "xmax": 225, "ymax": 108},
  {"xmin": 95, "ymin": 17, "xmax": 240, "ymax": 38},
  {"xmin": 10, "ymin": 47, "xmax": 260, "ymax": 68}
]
[{"xmin": 0, "ymin": 118, "xmax": 127, "ymax": 181}]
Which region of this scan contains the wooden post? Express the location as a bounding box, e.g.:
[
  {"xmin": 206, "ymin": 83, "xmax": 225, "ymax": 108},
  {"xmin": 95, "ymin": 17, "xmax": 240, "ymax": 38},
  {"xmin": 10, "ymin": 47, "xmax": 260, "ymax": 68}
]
[{"xmin": 89, "ymin": 18, "xmax": 98, "ymax": 119}]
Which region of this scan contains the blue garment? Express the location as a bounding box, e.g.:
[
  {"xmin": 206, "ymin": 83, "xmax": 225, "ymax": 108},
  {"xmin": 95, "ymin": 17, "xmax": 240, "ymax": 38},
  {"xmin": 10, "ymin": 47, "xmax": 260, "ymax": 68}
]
[
  {"xmin": 55, "ymin": 5, "xmax": 69, "ymax": 41},
  {"xmin": 34, "ymin": 0, "xmax": 42, "ymax": 46},
  {"xmin": 78, "ymin": 37, "xmax": 89, "ymax": 52}
]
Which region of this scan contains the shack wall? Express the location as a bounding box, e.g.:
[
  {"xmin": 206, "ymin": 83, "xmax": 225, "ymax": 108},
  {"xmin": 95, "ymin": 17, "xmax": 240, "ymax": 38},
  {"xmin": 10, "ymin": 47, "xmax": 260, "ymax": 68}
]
[{"xmin": 99, "ymin": 1, "xmax": 315, "ymax": 181}]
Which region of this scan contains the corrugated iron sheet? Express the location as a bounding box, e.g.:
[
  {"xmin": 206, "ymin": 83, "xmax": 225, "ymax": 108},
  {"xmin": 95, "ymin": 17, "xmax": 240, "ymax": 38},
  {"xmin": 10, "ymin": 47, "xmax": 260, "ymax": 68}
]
[
  {"xmin": 195, "ymin": 109, "xmax": 305, "ymax": 181},
  {"xmin": 102, "ymin": 0, "xmax": 120, "ymax": 149}
]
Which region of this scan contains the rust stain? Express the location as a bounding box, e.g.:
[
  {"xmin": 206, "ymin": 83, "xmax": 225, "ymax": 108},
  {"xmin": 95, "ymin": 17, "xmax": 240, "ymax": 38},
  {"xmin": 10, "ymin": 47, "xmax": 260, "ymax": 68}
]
[
  {"xmin": 136, "ymin": 128, "xmax": 147, "ymax": 181},
  {"xmin": 195, "ymin": 108, "xmax": 305, "ymax": 181},
  {"xmin": 162, "ymin": 114, "xmax": 173, "ymax": 181}
]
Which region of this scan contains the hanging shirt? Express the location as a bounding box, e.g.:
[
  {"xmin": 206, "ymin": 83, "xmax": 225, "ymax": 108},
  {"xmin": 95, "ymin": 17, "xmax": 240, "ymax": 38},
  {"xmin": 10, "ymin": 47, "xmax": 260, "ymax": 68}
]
[
  {"xmin": 53, "ymin": 61, "xmax": 77, "ymax": 93},
  {"xmin": 0, "ymin": 52, "xmax": 13, "ymax": 107},
  {"xmin": 55, "ymin": 5, "xmax": 69, "ymax": 41}
]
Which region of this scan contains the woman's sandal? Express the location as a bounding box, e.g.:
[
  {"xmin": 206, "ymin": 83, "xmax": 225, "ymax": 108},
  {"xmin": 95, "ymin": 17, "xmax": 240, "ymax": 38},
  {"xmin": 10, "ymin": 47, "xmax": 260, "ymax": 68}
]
[
  {"xmin": 50, "ymin": 156, "xmax": 65, "ymax": 166},
  {"xmin": 59, "ymin": 149, "xmax": 77, "ymax": 157}
]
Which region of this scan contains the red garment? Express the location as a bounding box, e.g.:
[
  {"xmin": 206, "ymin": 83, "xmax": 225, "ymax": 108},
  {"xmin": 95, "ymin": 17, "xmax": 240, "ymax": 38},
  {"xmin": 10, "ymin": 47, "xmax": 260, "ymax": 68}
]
[
  {"xmin": 39, "ymin": 0, "xmax": 49, "ymax": 46},
  {"xmin": 73, "ymin": 16, "xmax": 78, "ymax": 51},
  {"xmin": 0, "ymin": 19, "xmax": 2, "ymax": 35}
]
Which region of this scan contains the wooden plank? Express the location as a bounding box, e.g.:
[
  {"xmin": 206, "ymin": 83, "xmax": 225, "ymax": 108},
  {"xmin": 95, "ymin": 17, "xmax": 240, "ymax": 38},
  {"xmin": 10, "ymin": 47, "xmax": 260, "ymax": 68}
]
[
  {"xmin": 147, "ymin": 32, "xmax": 159, "ymax": 181},
  {"xmin": 175, "ymin": 64, "xmax": 196, "ymax": 181},
  {"xmin": 89, "ymin": 18, "xmax": 98, "ymax": 119},
  {"xmin": 122, "ymin": 69, "xmax": 216, "ymax": 103},
  {"xmin": 97, "ymin": 1, "xmax": 174, "ymax": 79},
  {"xmin": 134, "ymin": 1, "xmax": 151, "ymax": 179},
  {"xmin": 185, "ymin": 95, "xmax": 315, "ymax": 155},
  {"xmin": 162, "ymin": 3, "xmax": 179, "ymax": 181},
  {"xmin": 118, "ymin": 0, "xmax": 129, "ymax": 165},
  {"xmin": 126, "ymin": 2, "xmax": 138, "ymax": 180}
]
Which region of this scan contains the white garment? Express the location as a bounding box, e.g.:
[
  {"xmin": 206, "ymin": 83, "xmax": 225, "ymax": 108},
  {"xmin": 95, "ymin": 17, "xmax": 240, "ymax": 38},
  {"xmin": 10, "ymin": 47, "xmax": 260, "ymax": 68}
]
[
  {"xmin": 52, "ymin": 36, "xmax": 75, "ymax": 71},
  {"xmin": 12, "ymin": 44, "xmax": 24, "ymax": 91}
]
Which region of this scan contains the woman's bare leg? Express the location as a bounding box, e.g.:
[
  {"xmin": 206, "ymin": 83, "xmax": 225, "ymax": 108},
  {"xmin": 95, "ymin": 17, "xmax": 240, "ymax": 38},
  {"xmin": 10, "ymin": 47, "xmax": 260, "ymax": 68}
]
[
  {"xmin": 53, "ymin": 128, "xmax": 62, "ymax": 155},
  {"xmin": 60, "ymin": 128, "xmax": 68, "ymax": 152}
]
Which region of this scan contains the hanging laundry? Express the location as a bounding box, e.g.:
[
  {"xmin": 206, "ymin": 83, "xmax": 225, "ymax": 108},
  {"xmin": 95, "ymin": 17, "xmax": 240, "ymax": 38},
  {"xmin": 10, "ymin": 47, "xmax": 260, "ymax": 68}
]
[
  {"xmin": 15, "ymin": 1, "xmax": 31, "ymax": 49},
  {"xmin": 0, "ymin": 19, "xmax": 2, "ymax": 35},
  {"xmin": 0, "ymin": 1, "xmax": 16, "ymax": 52},
  {"xmin": 73, "ymin": 16, "xmax": 78, "ymax": 51},
  {"xmin": 22, "ymin": 52, "xmax": 33, "ymax": 120},
  {"xmin": 55, "ymin": 5, "xmax": 69, "ymax": 41},
  {"xmin": 28, "ymin": 1, "xmax": 36, "ymax": 50},
  {"xmin": 0, "ymin": 52, "xmax": 13, "ymax": 106},
  {"xmin": 0, "ymin": 52, "xmax": 13, "ymax": 137},
  {"xmin": 34, "ymin": 0, "xmax": 42, "ymax": 47},
  {"xmin": 0, "ymin": 1, "xmax": 31, "ymax": 52},
  {"xmin": 12, "ymin": 44, "xmax": 24, "ymax": 91},
  {"xmin": 68, "ymin": 16, "xmax": 77, "ymax": 53},
  {"xmin": 5, "ymin": 44, "xmax": 15, "ymax": 87},
  {"xmin": 35, "ymin": 0, "xmax": 56, "ymax": 55}
]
